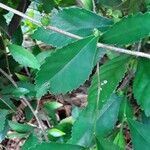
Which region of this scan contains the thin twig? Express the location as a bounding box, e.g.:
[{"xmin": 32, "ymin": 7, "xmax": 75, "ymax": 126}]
[
  {"xmin": 22, "ymin": 96, "xmax": 48, "ymax": 141},
  {"xmin": 96, "ymin": 62, "xmax": 101, "ymax": 108},
  {"xmin": 0, "ymin": 68, "xmax": 48, "ymax": 141},
  {"xmin": 0, "ymin": 68, "xmax": 17, "ymax": 87},
  {"xmin": 92, "ymin": 0, "xmax": 96, "ymax": 13},
  {"xmin": 1, "ymin": 2, "xmax": 150, "ymax": 59}
]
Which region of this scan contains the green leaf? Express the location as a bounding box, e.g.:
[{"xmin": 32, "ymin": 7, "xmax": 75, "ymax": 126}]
[
  {"xmin": 80, "ymin": 0, "xmax": 93, "ymax": 10},
  {"xmin": 44, "ymin": 101, "xmax": 63, "ymax": 112},
  {"xmin": 44, "ymin": 101, "xmax": 63, "ymax": 124},
  {"xmin": 0, "ymin": 15, "xmax": 8, "ymax": 34},
  {"xmin": 48, "ymin": 128, "xmax": 66, "ymax": 138},
  {"xmin": 96, "ymin": 55, "xmax": 130, "ymax": 107},
  {"xmin": 15, "ymin": 73, "xmax": 30, "ymax": 82},
  {"xmin": 128, "ymin": 119, "xmax": 150, "ymax": 150},
  {"xmin": 12, "ymin": 26, "xmax": 23, "ymax": 45},
  {"xmin": 133, "ymin": 58, "xmax": 150, "ymax": 116},
  {"xmin": 113, "ymin": 131, "xmax": 125, "ymax": 149},
  {"xmin": 7, "ymin": 132, "xmax": 28, "ymax": 139},
  {"xmin": 58, "ymin": 0, "xmax": 76, "ymax": 6},
  {"xmin": 8, "ymin": 44, "xmax": 40, "ymax": 70},
  {"xmin": 101, "ymin": 13, "xmax": 150, "ymax": 45},
  {"xmin": 32, "ymin": 7, "xmax": 112, "ymax": 47},
  {"xmin": 0, "ymin": 109, "xmax": 9, "ymax": 132},
  {"xmin": 96, "ymin": 94, "xmax": 122, "ymax": 138},
  {"xmin": 69, "ymin": 55, "xmax": 129, "ymax": 147},
  {"xmin": 42, "ymin": 0, "xmax": 56, "ymax": 13},
  {"xmin": 141, "ymin": 112, "xmax": 150, "ymax": 125},
  {"xmin": 56, "ymin": 117, "xmax": 74, "ymax": 141},
  {"xmin": 0, "ymin": 122, "xmax": 9, "ymax": 143},
  {"xmin": 96, "ymin": 0, "xmax": 122, "ymax": 7},
  {"xmin": 0, "ymin": 96, "xmax": 16, "ymax": 111},
  {"xmin": 29, "ymin": 142, "xmax": 85, "ymax": 150},
  {"xmin": 118, "ymin": 96, "xmax": 134, "ymax": 121},
  {"xmin": 12, "ymin": 87, "xmax": 29, "ymax": 97},
  {"xmin": 36, "ymin": 36, "xmax": 98, "ymax": 96},
  {"xmin": 96, "ymin": 137, "xmax": 122, "ymax": 150},
  {"xmin": 21, "ymin": 134, "xmax": 39, "ymax": 150},
  {"xmin": 36, "ymin": 51, "xmax": 51, "ymax": 65},
  {"xmin": 8, "ymin": 121, "xmax": 34, "ymax": 133}
]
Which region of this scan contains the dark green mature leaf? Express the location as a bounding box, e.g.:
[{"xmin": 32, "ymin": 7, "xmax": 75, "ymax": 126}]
[
  {"xmin": 101, "ymin": 13, "xmax": 150, "ymax": 45},
  {"xmin": 128, "ymin": 119, "xmax": 150, "ymax": 150},
  {"xmin": 58, "ymin": 0, "xmax": 76, "ymax": 6},
  {"xmin": 0, "ymin": 96, "xmax": 16, "ymax": 111},
  {"xmin": 96, "ymin": 0, "xmax": 122, "ymax": 7},
  {"xmin": 0, "ymin": 109, "xmax": 9, "ymax": 132},
  {"xmin": 141, "ymin": 112, "xmax": 150, "ymax": 125},
  {"xmin": 133, "ymin": 58, "xmax": 150, "ymax": 116},
  {"xmin": 97, "ymin": 55, "xmax": 130, "ymax": 107},
  {"xmin": 0, "ymin": 122, "xmax": 9, "ymax": 143},
  {"xmin": 12, "ymin": 26, "xmax": 23, "ymax": 45},
  {"xmin": 36, "ymin": 51, "xmax": 51, "ymax": 65},
  {"xmin": 118, "ymin": 96, "xmax": 134, "ymax": 121},
  {"xmin": 8, "ymin": 44, "xmax": 40, "ymax": 70},
  {"xmin": 36, "ymin": 36, "xmax": 98, "ymax": 96},
  {"xmin": 96, "ymin": 94, "xmax": 122, "ymax": 139},
  {"xmin": 21, "ymin": 134, "xmax": 39, "ymax": 150},
  {"xmin": 32, "ymin": 7, "xmax": 112, "ymax": 47},
  {"xmin": 29, "ymin": 142, "xmax": 85, "ymax": 150},
  {"xmin": 56, "ymin": 117, "xmax": 74, "ymax": 141},
  {"xmin": 42, "ymin": 0, "xmax": 56, "ymax": 13},
  {"xmin": 8, "ymin": 121, "xmax": 34, "ymax": 133},
  {"xmin": 69, "ymin": 55, "xmax": 129, "ymax": 147},
  {"xmin": 96, "ymin": 138, "xmax": 122, "ymax": 150},
  {"xmin": 68, "ymin": 97, "xmax": 96, "ymax": 146},
  {"xmin": 0, "ymin": 15, "xmax": 8, "ymax": 34}
]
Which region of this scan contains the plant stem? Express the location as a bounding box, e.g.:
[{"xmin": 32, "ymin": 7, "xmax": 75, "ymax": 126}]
[
  {"xmin": 22, "ymin": 96, "xmax": 48, "ymax": 141},
  {"xmin": 0, "ymin": 68, "xmax": 17, "ymax": 87},
  {"xmin": 0, "ymin": 68, "xmax": 48, "ymax": 141},
  {"xmin": 1, "ymin": 2, "xmax": 150, "ymax": 59}
]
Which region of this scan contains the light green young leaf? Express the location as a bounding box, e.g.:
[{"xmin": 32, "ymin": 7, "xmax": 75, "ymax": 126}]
[
  {"xmin": 133, "ymin": 58, "xmax": 150, "ymax": 116},
  {"xmin": 114, "ymin": 131, "xmax": 125, "ymax": 149},
  {"xmin": 44, "ymin": 101, "xmax": 63, "ymax": 112},
  {"xmin": 29, "ymin": 142, "xmax": 85, "ymax": 150},
  {"xmin": 32, "ymin": 7, "xmax": 112, "ymax": 47},
  {"xmin": 48, "ymin": 128, "xmax": 66, "ymax": 138},
  {"xmin": 101, "ymin": 13, "xmax": 150, "ymax": 45},
  {"xmin": 36, "ymin": 36, "xmax": 98, "ymax": 96},
  {"xmin": 80, "ymin": 0, "xmax": 93, "ymax": 10},
  {"xmin": 128, "ymin": 119, "xmax": 150, "ymax": 150},
  {"xmin": 8, "ymin": 44, "xmax": 40, "ymax": 70}
]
